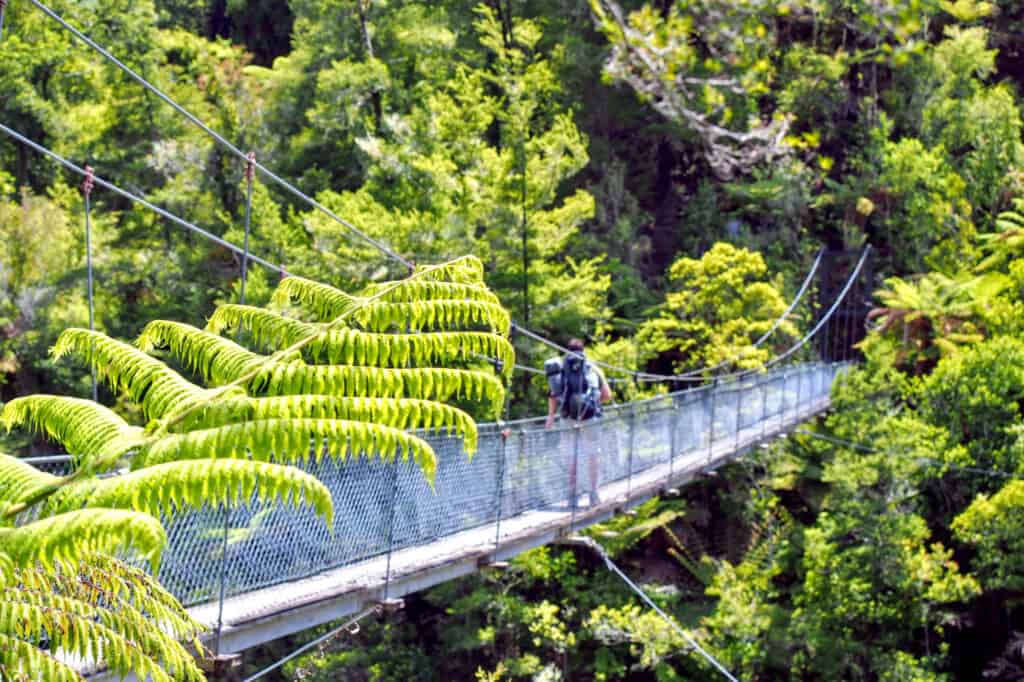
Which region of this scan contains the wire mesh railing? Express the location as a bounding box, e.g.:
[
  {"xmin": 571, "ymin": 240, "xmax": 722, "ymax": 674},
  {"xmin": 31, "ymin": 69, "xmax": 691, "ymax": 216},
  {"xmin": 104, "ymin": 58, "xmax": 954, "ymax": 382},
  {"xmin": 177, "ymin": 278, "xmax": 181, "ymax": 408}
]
[{"xmin": 22, "ymin": 361, "xmax": 845, "ymax": 611}]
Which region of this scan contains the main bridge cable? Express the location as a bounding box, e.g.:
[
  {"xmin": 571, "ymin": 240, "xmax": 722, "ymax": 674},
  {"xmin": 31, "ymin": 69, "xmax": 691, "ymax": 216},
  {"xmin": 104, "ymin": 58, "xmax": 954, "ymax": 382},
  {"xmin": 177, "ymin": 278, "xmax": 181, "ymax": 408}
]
[
  {"xmin": 0, "ymin": 122, "xmax": 287, "ymax": 276},
  {"xmin": 568, "ymin": 535, "xmax": 739, "ymax": 681},
  {"xmin": 27, "ymin": 0, "xmax": 413, "ymax": 272}
]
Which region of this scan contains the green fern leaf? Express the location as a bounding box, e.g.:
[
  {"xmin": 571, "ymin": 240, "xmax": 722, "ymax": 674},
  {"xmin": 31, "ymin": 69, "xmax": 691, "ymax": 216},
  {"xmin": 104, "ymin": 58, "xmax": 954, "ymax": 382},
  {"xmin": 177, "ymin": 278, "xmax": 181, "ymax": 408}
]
[
  {"xmin": 0, "ymin": 510, "xmax": 166, "ymax": 572},
  {"xmin": 1, "ymin": 396, "xmax": 144, "ymax": 464},
  {"xmin": 0, "ymin": 596, "xmax": 179, "ymax": 682},
  {"xmin": 172, "ymin": 396, "xmax": 479, "ymax": 453},
  {"xmin": 271, "ymin": 276, "xmax": 364, "ymax": 320},
  {"xmin": 206, "ymin": 304, "xmax": 314, "ymax": 350},
  {"xmin": 52, "ymin": 329, "xmax": 217, "ymax": 420},
  {"xmin": 0, "ymin": 453, "xmax": 59, "ymax": 507},
  {"xmin": 0, "ymin": 634, "xmax": 83, "ymax": 682},
  {"xmin": 413, "ymin": 255, "xmax": 485, "ymax": 284},
  {"xmin": 361, "ymin": 280, "xmax": 499, "ymax": 305},
  {"xmin": 137, "ymin": 320, "xmax": 266, "ymax": 386},
  {"xmin": 45, "ymin": 460, "xmax": 335, "ymax": 526},
  {"xmin": 137, "ymin": 418, "xmax": 437, "ymax": 482}
]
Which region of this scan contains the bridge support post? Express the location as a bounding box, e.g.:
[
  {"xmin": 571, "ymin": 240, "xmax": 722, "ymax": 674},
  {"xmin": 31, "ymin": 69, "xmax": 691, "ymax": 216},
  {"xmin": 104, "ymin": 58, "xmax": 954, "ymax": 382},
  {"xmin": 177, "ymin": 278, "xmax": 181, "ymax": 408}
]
[
  {"xmin": 625, "ymin": 404, "xmax": 636, "ymax": 506},
  {"xmin": 734, "ymin": 379, "xmax": 743, "ymax": 452},
  {"xmin": 382, "ymin": 461, "xmax": 400, "ymax": 600},
  {"xmin": 492, "ymin": 429, "xmax": 508, "ymax": 555},
  {"xmin": 760, "ymin": 373, "xmax": 769, "ymax": 441},
  {"xmin": 668, "ymin": 397, "xmax": 677, "ymax": 483},
  {"xmin": 796, "ymin": 364, "xmax": 804, "ymax": 420},
  {"xmin": 706, "ymin": 381, "xmax": 717, "ymax": 467},
  {"xmin": 569, "ymin": 425, "xmax": 581, "ymax": 530}
]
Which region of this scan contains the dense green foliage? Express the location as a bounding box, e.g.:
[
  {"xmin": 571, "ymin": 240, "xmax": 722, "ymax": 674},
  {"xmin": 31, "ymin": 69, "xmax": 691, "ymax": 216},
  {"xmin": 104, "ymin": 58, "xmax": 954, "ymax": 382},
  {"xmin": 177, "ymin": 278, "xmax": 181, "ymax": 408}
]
[{"xmin": 4, "ymin": 0, "xmax": 1024, "ymax": 679}]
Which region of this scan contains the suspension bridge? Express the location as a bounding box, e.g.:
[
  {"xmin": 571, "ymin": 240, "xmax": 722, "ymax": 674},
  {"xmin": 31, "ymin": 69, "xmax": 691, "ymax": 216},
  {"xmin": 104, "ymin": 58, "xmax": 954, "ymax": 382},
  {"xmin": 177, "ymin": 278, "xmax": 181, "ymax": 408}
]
[{"xmin": 0, "ymin": 2, "xmax": 876, "ymax": 678}]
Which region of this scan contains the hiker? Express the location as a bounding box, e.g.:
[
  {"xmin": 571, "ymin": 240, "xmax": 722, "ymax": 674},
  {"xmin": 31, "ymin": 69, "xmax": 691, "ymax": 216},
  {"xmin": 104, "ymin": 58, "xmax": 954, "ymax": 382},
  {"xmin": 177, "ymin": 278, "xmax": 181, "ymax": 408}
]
[{"xmin": 544, "ymin": 338, "xmax": 612, "ymax": 506}]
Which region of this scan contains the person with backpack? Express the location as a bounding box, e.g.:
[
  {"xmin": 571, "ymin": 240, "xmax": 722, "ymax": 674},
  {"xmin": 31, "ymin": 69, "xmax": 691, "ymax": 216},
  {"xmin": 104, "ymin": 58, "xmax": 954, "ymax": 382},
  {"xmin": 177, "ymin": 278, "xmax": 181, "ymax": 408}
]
[{"xmin": 544, "ymin": 338, "xmax": 612, "ymax": 506}]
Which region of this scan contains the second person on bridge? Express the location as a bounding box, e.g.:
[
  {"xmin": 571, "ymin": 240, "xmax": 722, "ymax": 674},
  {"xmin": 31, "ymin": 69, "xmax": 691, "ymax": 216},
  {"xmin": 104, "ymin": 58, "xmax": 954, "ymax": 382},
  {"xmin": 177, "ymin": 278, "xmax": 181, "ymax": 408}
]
[{"xmin": 545, "ymin": 338, "xmax": 612, "ymax": 508}]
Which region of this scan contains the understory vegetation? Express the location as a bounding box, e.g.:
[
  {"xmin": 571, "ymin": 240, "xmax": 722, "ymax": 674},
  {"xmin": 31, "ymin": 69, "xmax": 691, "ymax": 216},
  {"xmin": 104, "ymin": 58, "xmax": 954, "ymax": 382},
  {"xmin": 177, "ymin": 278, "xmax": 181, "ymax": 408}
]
[{"xmin": 3, "ymin": 0, "xmax": 1024, "ymax": 679}]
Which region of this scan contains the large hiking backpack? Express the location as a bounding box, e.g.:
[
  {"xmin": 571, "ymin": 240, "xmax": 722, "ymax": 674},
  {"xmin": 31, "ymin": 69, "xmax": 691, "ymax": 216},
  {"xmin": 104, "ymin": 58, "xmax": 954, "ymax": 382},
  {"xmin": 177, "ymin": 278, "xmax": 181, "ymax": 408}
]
[{"xmin": 559, "ymin": 353, "xmax": 599, "ymax": 420}]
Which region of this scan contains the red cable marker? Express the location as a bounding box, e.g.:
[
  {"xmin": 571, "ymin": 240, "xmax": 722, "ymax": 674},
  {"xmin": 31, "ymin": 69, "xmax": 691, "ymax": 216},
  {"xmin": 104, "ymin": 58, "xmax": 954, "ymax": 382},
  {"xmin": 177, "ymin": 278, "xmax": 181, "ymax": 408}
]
[{"xmin": 82, "ymin": 164, "xmax": 95, "ymax": 198}]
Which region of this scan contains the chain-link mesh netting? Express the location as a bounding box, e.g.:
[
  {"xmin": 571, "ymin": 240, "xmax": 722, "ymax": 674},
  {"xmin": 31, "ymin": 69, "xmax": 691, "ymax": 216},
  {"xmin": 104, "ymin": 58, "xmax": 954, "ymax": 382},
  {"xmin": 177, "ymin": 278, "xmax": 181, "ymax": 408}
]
[{"xmin": 23, "ymin": 362, "xmax": 845, "ymax": 607}]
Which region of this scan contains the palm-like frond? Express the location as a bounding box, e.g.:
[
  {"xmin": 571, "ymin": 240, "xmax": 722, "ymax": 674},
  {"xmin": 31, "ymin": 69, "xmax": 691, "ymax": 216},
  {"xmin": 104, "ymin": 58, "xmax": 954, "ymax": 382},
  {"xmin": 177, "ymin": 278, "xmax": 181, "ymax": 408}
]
[
  {"xmin": 0, "ymin": 634, "xmax": 82, "ymax": 682},
  {"xmin": 0, "ymin": 510, "xmax": 166, "ymax": 571},
  {"xmin": 412, "ymin": 255, "xmax": 485, "ymax": 284},
  {"xmin": 2, "ymin": 396, "xmax": 143, "ymax": 464},
  {"xmin": 52, "ymin": 329, "xmax": 217, "ymax": 420},
  {"xmin": 0, "ymin": 454, "xmax": 59, "ymax": 507},
  {"xmin": 173, "ymin": 396, "xmax": 479, "ymax": 453},
  {"xmin": 43, "ymin": 460, "xmax": 335, "ymax": 526},
  {"xmin": 252, "ymin": 364, "xmax": 505, "ymax": 415},
  {"xmin": 0, "ymin": 591, "xmax": 192, "ymax": 682},
  {"xmin": 136, "ymin": 320, "xmax": 266, "ymax": 386},
  {"xmin": 361, "ymin": 280, "xmax": 500, "ymax": 305},
  {"xmin": 21, "ymin": 554, "xmax": 202, "ymax": 642},
  {"xmin": 208, "ymin": 305, "xmax": 513, "ymax": 377},
  {"xmin": 137, "ymin": 418, "xmax": 437, "ymax": 481},
  {"xmin": 206, "ymin": 304, "xmax": 315, "ymax": 350},
  {"xmin": 272, "ymin": 278, "xmax": 510, "ymax": 333},
  {"xmin": 272, "ymin": 276, "xmax": 364, "ymax": 320}
]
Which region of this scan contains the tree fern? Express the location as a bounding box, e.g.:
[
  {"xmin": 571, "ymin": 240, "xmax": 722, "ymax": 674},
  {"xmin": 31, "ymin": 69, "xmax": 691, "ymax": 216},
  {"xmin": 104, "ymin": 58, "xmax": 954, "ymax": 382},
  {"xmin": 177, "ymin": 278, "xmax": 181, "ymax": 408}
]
[
  {"xmin": 52, "ymin": 329, "xmax": 225, "ymax": 421},
  {"xmin": 174, "ymin": 396, "xmax": 479, "ymax": 453},
  {"xmin": 42, "ymin": 460, "xmax": 335, "ymax": 526},
  {"xmin": 136, "ymin": 418, "xmax": 437, "ymax": 482},
  {"xmin": 4, "ymin": 256, "xmax": 512, "ymax": 679},
  {"xmin": 0, "ymin": 510, "xmax": 166, "ymax": 571},
  {"xmin": 2, "ymin": 397, "xmax": 144, "ymax": 465}
]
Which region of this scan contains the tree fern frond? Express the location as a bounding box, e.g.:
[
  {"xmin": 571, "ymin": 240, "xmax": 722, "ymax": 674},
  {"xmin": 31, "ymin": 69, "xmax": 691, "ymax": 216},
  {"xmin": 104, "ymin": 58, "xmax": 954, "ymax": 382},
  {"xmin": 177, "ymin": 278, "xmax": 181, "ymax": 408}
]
[
  {"xmin": 350, "ymin": 300, "xmax": 511, "ymax": 334},
  {"xmin": 206, "ymin": 304, "xmax": 315, "ymax": 351},
  {"xmin": 59, "ymin": 555, "xmax": 202, "ymax": 642},
  {"xmin": 208, "ymin": 306, "xmax": 512, "ymax": 378},
  {"xmin": 413, "ymin": 256, "xmax": 485, "ymax": 284},
  {"xmin": 137, "ymin": 320, "xmax": 266, "ymax": 386},
  {"xmin": 0, "ymin": 510, "xmax": 166, "ymax": 571},
  {"xmin": 360, "ymin": 280, "xmax": 500, "ymax": 305},
  {"xmin": 173, "ymin": 396, "xmax": 479, "ymax": 453},
  {"xmin": 45, "ymin": 460, "xmax": 335, "ymax": 526},
  {"xmin": 1, "ymin": 396, "xmax": 144, "ymax": 464},
  {"xmin": 51, "ymin": 329, "xmax": 213, "ymax": 420},
  {"xmin": 272, "ymin": 278, "xmax": 509, "ymax": 332},
  {"xmin": 3, "ymin": 585, "xmax": 204, "ymax": 682},
  {"xmin": 251, "ymin": 365, "xmax": 505, "ymax": 415},
  {"xmin": 0, "ymin": 596, "xmax": 180, "ymax": 682},
  {"xmin": 0, "ymin": 634, "xmax": 82, "ymax": 682},
  {"xmin": 271, "ymin": 276, "xmax": 363, "ymax": 320},
  {"xmin": 137, "ymin": 418, "xmax": 437, "ymax": 482},
  {"xmin": 0, "ymin": 454, "xmax": 59, "ymax": 507}
]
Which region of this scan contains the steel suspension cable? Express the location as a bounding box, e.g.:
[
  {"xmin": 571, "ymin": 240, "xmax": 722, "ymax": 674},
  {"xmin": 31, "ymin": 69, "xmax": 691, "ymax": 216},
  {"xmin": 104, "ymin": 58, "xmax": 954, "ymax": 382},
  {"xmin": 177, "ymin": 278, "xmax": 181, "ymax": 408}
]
[
  {"xmin": 28, "ymin": 0, "xmax": 413, "ymax": 270},
  {"xmin": 0, "ymin": 122, "xmax": 287, "ymax": 276},
  {"xmin": 570, "ymin": 536, "xmax": 739, "ymax": 681},
  {"xmin": 82, "ymin": 165, "xmax": 98, "ymax": 401}
]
